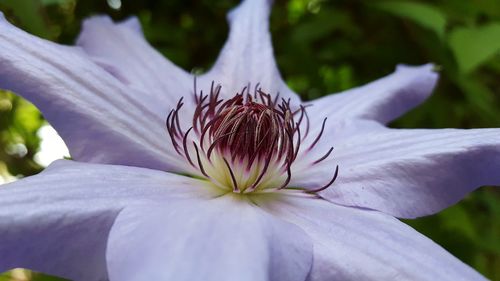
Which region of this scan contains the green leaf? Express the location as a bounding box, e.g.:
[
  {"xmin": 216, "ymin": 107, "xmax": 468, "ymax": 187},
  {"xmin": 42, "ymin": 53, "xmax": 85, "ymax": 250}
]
[
  {"xmin": 31, "ymin": 272, "xmax": 70, "ymax": 281},
  {"xmin": 0, "ymin": 0, "xmax": 55, "ymax": 39},
  {"xmin": 374, "ymin": 1, "xmax": 447, "ymax": 38},
  {"xmin": 456, "ymin": 77, "xmax": 499, "ymax": 122},
  {"xmin": 40, "ymin": 0, "xmax": 73, "ymax": 5},
  {"xmin": 448, "ymin": 23, "xmax": 500, "ymax": 73},
  {"xmin": 0, "ymin": 272, "xmax": 11, "ymax": 281},
  {"xmin": 439, "ymin": 204, "xmax": 477, "ymax": 239}
]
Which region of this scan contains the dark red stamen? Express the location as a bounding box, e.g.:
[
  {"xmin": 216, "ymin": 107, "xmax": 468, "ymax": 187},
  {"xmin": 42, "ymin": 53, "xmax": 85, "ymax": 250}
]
[
  {"xmin": 308, "ymin": 117, "xmax": 327, "ymax": 151},
  {"xmin": 313, "ymin": 147, "xmax": 334, "ymax": 165},
  {"xmin": 165, "ymin": 80, "xmax": 339, "ymax": 193},
  {"xmin": 223, "ymin": 157, "xmax": 239, "ymax": 192},
  {"xmin": 182, "ymin": 127, "xmax": 195, "ymax": 167},
  {"xmin": 307, "ymin": 165, "xmax": 339, "ymax": 193},
  {"xmin": 193, "ymin": 141, "xmax": 209, "ymax": 178}
]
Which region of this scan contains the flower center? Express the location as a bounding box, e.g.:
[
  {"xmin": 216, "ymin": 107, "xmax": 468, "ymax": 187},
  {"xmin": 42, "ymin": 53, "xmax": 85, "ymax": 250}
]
[
  {"xmin": 166, "ymin": 80, "xmax": 338, "ymax": 194},
  {"xmin": 210, "ymin": 98, "xmax": 290, "ymax": 164}
]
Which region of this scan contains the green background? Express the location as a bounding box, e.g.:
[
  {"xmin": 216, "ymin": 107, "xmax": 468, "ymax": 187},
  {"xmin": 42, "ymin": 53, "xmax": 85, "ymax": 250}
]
[{"xmin": 0, "ymin": 0, "xmax": 499, "ymax": 280}]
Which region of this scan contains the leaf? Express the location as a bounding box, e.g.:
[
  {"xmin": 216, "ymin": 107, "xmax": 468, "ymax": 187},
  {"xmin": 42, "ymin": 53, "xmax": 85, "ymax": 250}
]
[
  {"xmin": 31, "ymin": 272, "xmax": 70, "ymax": 281},
  {"xmin": 374, "ymin": 1, "xmax": 447, "ymax": 38},
  {"xmin": 448, "ymin": 23, "xmax": 500, "ymax": 73},
  {"xmin": 439, "ymin": 204, "xmax": 477, "ymax": 239},
  {"xmin": 456, "ymin": 77, "xmax": 499, "ymax": 122},
  {"xmin": 0, "ymin": 0, "xmax": 55, "ymax": 39},
  {"xmin": 40, "ymin": 0, "xmax": 73, "ymax": 5},
  {"xmin": 291, "ymin": 10, "xmax": 353, "ymax": 44},
  {"xmin": 0, "ymin": 272, "xmax": 11, "ymax": 281}
]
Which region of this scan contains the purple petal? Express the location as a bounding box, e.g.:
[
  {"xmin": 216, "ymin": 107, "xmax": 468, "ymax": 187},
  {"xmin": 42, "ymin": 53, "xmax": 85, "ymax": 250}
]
[
  {"xmin": 298, "ymin": 118, "xmax": 385, "ymax": 154},
  {"xmin": 307, "ymin": 64, "xmax": 438, "ymax": 125},
  {"xmin": 200, "ymin": 0, "xmax": 301, "ymax": 104},
  {"xmin": 107, "ymin": 195, "xmax": 313, "ymax": 281},
  {"xmin": 293, "ymin": 125, "xmax": 500, "ymax": 218},
  {"xmin": 258, "ymin": 196, "xmax": 487, "ymax": 281},
  {"xmin": 117, "ymin": 17, "xmax": 142, "ymax": 35},
  {"xmin": 0, "ymin": 13, "xmax": 185, "ymax": 172},
  {"xmin": 0, "ymin": 160, "xmax": 210, "ymax": 281},
  {"xmin": 77, "ymin": 16, "xmax": 193, "ymax": 113}
]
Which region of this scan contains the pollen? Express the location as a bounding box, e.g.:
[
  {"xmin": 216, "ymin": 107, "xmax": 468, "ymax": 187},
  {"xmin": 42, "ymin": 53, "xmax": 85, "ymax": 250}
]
[{"xmin": 166, "ymin": 79, "xmax": 338, "ymax": 194}]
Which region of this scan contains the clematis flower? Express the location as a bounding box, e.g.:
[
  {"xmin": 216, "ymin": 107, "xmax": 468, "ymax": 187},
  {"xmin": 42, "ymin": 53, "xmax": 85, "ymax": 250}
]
[{"xmin": 0, "ymin": 0, "xmax": 498, "ymax": 280}]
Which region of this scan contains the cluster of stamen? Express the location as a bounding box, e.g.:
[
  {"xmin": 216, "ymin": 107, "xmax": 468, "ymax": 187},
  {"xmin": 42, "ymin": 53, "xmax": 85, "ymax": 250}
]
[{"xmin": 166, "ymin": 79, "xmax": 338, "ymax": 194}]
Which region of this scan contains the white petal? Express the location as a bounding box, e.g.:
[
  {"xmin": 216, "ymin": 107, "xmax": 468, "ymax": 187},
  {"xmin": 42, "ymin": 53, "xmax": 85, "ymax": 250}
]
[
  {"xmin": 0, "ymin": 13, "xmax": 185, "ymax": 171},
  {"xmin": 0, "ymin": 160, "xmax": 210, "ymax": 281},
  {"xmin": 257, "ymin": 196, "xmax": 486, "ymax": 281},
  {"xmin": 201, "ymin": 0, "xmax": 301, "ymax": 104},
  {"xmin": 307, "ymin": 64, "xmax": 438, "ymax": 125},
  {"xmin": 107, "ymin": 195, "xmax": 313, "ymax": 281},
  {"xmin": 77, "ymin": 16, "xmax": 193, "ymax": 112},
  {"xmin": 293, "ymin": 126, "xmax": 500, "ymax": 218}
]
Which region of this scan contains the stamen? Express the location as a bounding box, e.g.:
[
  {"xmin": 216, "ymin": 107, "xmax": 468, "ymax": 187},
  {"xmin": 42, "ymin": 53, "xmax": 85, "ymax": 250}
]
[
  {"xmin": 248, "ymin": 139, "xmax": 277, "ymax": 191},
  {"xmin": 165, "ymin": 79, "xmax": 339, "ymax": 195},
  {"xmin": 253, "ymin": 83, "xmax": 260, "ymax": 99},
  {"xmin": 278, "ymin": 164, "xmax": 292, "ymax": 190},
  {"xmin": 166, "ymin": 109, "xmax": 182, "ymax": 155},
  {"xmin": 223, "ymin": 157, "xmax": 239, "ymax": 193},
  {"xmin": 193, "ymin": 77, "xmax": 198, "ymax": 104},
  {"xmin": 292, "ymin": 123, "xmax": 301, "ymax": 162},
  {"xmin": 307, "ymin": 165, "xmax": 339, "ymax": 193},
  {"xmin": 308, "ymin": 117, "xmax": 327, "ymax": 151},
  {"xmin": 302, "ymin": 105, "xmax": 311, "ymax": 139},
  {"xmin": 182, "ymin": 127, "xmax": 195, "ymax": 167},
  {"xmin": 173, "ymin": 99, "xmax": 184, "ymax": 136},
  {"xmin": 272, "ymin": 92, "xmax": 280, "ymax": 106},
  {"xmin": 313, "ymin": 147, "xmax": 334, "ymax": 165},
  {"xmin": 192, "ymin": 94, "xmax": 208, "ymax": 134},
  {"xmin": 193, "ymin": 141, "xmax": 209, "ymax": 178}
]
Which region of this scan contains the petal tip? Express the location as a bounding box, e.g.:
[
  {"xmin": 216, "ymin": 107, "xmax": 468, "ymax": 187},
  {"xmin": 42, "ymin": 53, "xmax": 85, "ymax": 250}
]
[
  {"xmin": 81, "ymin": 15, "xmax": 114, "ymax": 29},
  {"xmin": 396, "ymin": 63, "xmax": 440, "ymax": 84},
  {"xmin": 228, "ymin": 0, "xmax": 272, "ymax": 22},
  {"xmin": 119, "ymin": 16, "xmax": 142, "ymax": 33}
]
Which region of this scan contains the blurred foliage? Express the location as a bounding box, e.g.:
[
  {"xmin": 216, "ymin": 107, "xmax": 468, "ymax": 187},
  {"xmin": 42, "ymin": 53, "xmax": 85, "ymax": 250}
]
[
  {"xmin": 0, "ymin": 269, "xmax": 68, "ymax": 281},
  {"xmin": 0, "ymin": 91, "xmax": 43, "ymax": 178},
  {"xmin": 0, "ymin": 0, "xmax": 499, "ymax": 280}
]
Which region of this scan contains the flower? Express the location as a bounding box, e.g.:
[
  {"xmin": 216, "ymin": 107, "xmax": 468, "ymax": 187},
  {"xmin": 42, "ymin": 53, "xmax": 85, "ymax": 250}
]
[{"xmin": 0, "ymin": 0, "xmax": 498, "ymax": 280}]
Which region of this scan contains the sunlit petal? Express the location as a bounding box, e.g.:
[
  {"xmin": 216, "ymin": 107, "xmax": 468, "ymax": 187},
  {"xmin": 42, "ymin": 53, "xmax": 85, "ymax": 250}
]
[
  {"xmin": 258, "ymin": 196, "xmax": 486, "ymax": 281},
  {"xmin": 293, "ymin": 126, "xmax": 500, "ymax": 218},
  {"xmin": 107, "ymin": 195, "xmax": 312, "ymax": 281},
  {"xmin": 77, "ymin": 16, "xmax": 193, "ymax": 113},
  {"xmin": 201, "ymin": 0, "xmax": 301, "ymax": 104},
  {"xmin": 0, "ymin": 13, "xmax": 185, "ymax": 172},
  {"xmin": 0, "ymin": 160, "xmax": 210, "ymax": 281},
  {"xmin": 308, "ymin": 64, "xmax": 438, "ymax": 126}
]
